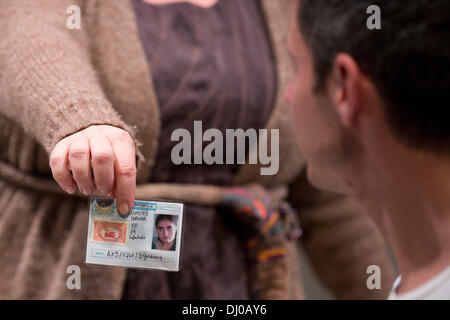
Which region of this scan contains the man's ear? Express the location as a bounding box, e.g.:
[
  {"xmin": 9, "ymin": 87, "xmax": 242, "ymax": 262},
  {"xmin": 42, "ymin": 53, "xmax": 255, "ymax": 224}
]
[{"xmin": 327, "ymin": 53, "xmax": 364, "ymax": 128}]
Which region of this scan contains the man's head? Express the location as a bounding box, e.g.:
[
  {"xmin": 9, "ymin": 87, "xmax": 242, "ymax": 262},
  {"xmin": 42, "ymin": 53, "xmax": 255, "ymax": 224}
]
[
  {"xmin": 155, "ymin": 214, "xmax": 177, "ymax": 244},
  {"xmin": 286, "ymin": 0, "xmax": 450, "ymax": 194}
]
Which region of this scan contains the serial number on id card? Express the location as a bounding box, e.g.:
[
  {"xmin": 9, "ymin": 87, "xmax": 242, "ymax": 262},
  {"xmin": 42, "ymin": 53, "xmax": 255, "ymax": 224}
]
[{"xmin": 85, "ymin": 197, "xmax": 184, "ymax": 271}]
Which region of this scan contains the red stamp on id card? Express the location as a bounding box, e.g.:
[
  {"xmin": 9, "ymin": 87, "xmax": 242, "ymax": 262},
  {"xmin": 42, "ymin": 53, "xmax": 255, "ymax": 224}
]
[{"xmin": 93, "ymin": 220, "xmax": 127, "ymax": 244}]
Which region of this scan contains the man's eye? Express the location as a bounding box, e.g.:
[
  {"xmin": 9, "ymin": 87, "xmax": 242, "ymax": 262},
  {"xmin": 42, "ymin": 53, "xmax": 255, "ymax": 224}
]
[{"xmin": 167, "ymin": 226, "xmax": 172, "ymax": 231}]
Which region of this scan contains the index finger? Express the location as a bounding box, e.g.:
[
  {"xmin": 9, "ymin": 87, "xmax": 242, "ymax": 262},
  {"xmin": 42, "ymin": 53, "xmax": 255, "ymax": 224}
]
[{"xmin": 111, "ymin": 138, "xmax": 136, "ymax": 215}]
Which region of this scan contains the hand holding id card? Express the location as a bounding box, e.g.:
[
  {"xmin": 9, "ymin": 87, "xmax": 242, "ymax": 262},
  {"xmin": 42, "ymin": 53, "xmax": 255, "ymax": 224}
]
[{"xmin": 85, "ymin": 197, "xmax": 184, "ymax": 272}]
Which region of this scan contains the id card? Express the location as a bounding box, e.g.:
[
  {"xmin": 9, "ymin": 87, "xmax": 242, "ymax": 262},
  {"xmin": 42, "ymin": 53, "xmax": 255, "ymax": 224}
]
[{"xmin": 85, "ymin": 197, "xmax": 184, "ymax": 272}]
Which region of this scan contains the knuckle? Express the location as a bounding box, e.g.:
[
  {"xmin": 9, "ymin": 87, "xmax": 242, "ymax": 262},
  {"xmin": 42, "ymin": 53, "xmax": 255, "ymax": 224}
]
[
  {"xmin": 52, "ymin": 171, "xmax": 67, "ymax": 183},
  {"xmin": 72, "ymin": 170, "xmax": 91, "ymax": 182},
  {"xmin": 96, "ymin": 185, "xmax": 112, "ymax": 194},
  {"xmin": 92, "ymin": 151, "xmax": 113, "ymax": 166},
  {"xmin": 85, "ymin": 125, "xmax": 98, "ymax": 132},
  {"xmin": 96, "ymin": 178, "xmax": 113, "ymax": 189},
  {"xmin": 69, "ymin": 147, "xmax": 89, "ymax": 159},
  {"xmin": 117, "ymin": 164, "xmax": 136, "ymax": 177},
  {"xmin": 49, "ymin": 156, "xmax": 64, "ymax": 169},
  {"xmin": 116, "ymin": 130, "xmax": 132, "ymax": 143},
  {"xmin": 85, "ymin": 125, "xmax": 103, "ymax": 136}
]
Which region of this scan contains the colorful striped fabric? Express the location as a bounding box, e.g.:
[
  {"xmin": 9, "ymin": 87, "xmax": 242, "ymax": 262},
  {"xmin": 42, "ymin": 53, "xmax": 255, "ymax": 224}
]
[{"xmin": 220, "ymin": 187, "xmax": 303, "ymax": 299}]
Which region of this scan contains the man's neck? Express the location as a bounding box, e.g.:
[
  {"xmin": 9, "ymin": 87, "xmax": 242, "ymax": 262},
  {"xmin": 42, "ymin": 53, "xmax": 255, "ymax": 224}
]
[{"xmin": 358, "ymin": 148, "xmax": 450, "ymax": 294}]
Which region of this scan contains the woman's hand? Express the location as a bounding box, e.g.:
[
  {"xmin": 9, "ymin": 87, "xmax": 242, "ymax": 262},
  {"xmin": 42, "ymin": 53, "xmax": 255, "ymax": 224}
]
[{"xmin": 49, "ymin": 125, "xmax": 136, "ymax": 214}]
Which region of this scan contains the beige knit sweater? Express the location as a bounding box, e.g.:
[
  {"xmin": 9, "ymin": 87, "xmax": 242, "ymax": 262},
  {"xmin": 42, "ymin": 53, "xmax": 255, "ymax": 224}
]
[{"xmin": 0, "ymin": 0, "xmax": 395, "ymax": 299}]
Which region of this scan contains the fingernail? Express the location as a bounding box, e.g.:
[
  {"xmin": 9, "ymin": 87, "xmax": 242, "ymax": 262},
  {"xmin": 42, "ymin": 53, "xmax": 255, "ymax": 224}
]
[
  {"xmin": 118, "ymin": 203, "xmax": 129, "ymax": 215},
  {"xmin": 101, "ymin": 189, "xmax": 112, "ymax": 197},
  {"xmin": 66, "ymin": 185, "xmax": 75, "ymax": 194},
  {"xmin": 118, "ymin": 211, "xmax": 131, "ymax": 219}
]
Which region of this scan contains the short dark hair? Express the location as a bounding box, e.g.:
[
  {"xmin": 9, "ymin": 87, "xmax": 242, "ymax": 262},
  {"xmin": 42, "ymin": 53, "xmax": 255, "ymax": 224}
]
[
  {"xmin": 155, "ymin": 214, "xmax": 177, "ymax": 227},
  {"xmin": 298, "ymin": 0, "xmax": 450, "ymax": 153}
]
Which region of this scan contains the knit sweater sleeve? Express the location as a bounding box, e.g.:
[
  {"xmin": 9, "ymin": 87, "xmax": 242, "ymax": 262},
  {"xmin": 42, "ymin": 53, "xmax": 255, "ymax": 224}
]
[{"xmin": 0, "ymin": 0, "xmax": 142, "ymax": 161}]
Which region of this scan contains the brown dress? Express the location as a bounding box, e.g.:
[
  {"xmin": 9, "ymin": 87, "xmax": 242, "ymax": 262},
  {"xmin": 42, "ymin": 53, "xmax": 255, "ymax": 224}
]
[{"xmin": 122, "ymin": 0, "xmax": 277, "ymax": 299}]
